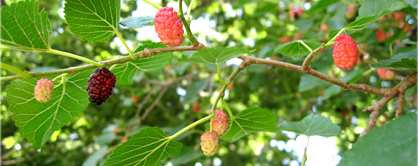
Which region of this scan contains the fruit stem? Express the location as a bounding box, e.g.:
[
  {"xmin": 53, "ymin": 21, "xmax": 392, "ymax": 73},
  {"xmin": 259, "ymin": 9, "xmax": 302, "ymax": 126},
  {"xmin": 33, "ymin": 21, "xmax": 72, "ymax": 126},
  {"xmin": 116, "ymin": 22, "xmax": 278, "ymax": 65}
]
[
  {"xmin": 178, "ymin": 0, "xmax": 198, "ymax": 45},
  {"xmin": 46, "ymin": 49, "xmax": 104, "ymax": 67},
  {"xmin": 187, "ymin": 0, "xmax": 197, "ymax": 23},
  {"xmin": 109, "ymin": 64, "xmax": 118, "ymax": 71},
  {"xmin": 169, "ymin": 65, "xmax": 242, "ymax": 140},
  {"xmin": 52, "ymin": 73, "xmax": 67, "ymax": 82},
  {"xmin": 114, "ymin": 30, "xmax": 136, "ymax": 60},
  {"xmin": 301, "ymin": 136, "xmax": 310, "ymax": 166},
  {"xmin": 222, "ymin": 98, "xmax": 235, "ymax": 121},
  {"xmin": 143, "ymin": 0, "xmax": 162, "ymax": 9},
  {"xmin": 389, "ymin": 43, "xmax": 394, "ymax": 56},
  {"xmin": 217, "ymin": 63, "xmax": 229, "ymax": 85},
  {"xmin": 0, "ymin": 63, "xmax": 32, "ymax": 79},
  {"xmin": 324, "ymin": 28, "xmax": 346, "ymax": 47},
  {"xmin": 170, "ymin": 114, "xmax": 215, "ymax": 140}
]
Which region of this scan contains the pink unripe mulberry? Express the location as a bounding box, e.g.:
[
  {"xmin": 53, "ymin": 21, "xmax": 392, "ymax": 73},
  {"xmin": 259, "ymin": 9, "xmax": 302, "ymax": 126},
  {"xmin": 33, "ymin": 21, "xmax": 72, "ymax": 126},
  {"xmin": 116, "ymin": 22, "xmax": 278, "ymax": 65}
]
[
  {"xmin": 200, "ymin": 131, "xmax": 219, "ymax": 156},
  {"xmin": 332, "ymin": 34, "xmax": 359, "ymax": 70},
  {"xmin": 211, "ymin": 109, "xmax": 229, "ymax": 137},
  {"xmin": 34, "ymin": 78, "xmax": 54, "ymax": 103},
  {"xmin": 154, "ymin": 7, "xmax": 184, "ymax": 48},
  {"xmin": 377, "ymin": 68, "xmax": 396, "ymax": 80}
]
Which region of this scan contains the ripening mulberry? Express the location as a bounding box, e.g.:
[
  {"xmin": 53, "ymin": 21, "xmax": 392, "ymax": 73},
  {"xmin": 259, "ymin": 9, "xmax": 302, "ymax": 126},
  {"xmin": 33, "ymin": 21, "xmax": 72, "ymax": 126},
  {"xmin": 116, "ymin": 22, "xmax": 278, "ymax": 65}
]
[
  {"xmin": 34, "ymin": 78, "xmax": 54, "ymax": 103},
  {"xmin": 332, "ymin": 34, "xmax": 359, "ymax": 70},
  {"xmin": 212, "ymin": 109, "xmax": 229, "ymax": 137},
  {"xmin": 377, "ymin": 68, "xmax": 396, "ymax": 80},
  {"xmin": 86, "ymin": 68, "xmax": 116, "ymax": 105},
  {"xmin": 200, "ymin": 131, "xmax": 219, "ymax": 156},
  {"xmin": 154, "ymin": 7, "xmax": 184, "ymax": 48}
]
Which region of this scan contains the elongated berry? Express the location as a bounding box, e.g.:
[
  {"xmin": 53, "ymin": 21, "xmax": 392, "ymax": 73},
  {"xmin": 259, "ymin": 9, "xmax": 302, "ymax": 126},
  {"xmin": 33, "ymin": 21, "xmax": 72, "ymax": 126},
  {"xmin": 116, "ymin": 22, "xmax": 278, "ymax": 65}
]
[
  {"xmin": 154, "ymin": 7, "xmax": 184, "ymax": 48},
  {"xmin": 34, "ymin": 78, "xmax": 54, "ymax": 103},
  {"xmin": 332, "ymin": 34, "xmax": 359, "ymax": 70},
  {"xmin": 200, "ymin": 131, "xmax": 219, "ymax": 156},
  {"xmin": 211, "ymin": 109, "xmax": 229, "ymax": 137},
  {"xmin": 377, "ymin": 68, "xmax": 396, "ymax": 80},
  {"xmin": 86, "ymin": 68, "xmax": 116, "ymax": 105}
]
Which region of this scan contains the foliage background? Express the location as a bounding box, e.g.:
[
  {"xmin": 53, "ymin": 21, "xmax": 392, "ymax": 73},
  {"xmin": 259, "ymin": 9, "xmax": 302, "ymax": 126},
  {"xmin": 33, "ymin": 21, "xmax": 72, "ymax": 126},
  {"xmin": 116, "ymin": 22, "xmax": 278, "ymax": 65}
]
[{"xmin": 1, "ymin": 0, "xmax": 416, "ymax": 165}]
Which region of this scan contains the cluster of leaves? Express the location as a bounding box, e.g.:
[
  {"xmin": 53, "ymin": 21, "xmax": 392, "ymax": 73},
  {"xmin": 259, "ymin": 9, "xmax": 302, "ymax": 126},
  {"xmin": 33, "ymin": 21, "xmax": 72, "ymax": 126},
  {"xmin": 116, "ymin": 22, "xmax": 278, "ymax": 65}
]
[{"xmin": 1, "ymin": 0, "xmax": 416, "ymax": 165}]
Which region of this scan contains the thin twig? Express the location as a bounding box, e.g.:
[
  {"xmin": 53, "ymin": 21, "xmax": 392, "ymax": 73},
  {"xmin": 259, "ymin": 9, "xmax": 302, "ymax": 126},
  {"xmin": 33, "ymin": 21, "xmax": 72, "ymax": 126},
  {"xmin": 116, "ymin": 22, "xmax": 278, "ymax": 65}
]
[
  {"xmin": 140, "ymin": 85, "xmax": 168, "ymax": 121},
  {"xmin": 359, "ymin": 96, "xmax": 392, "ymax": 137},
  {"xmin": 396, "ymin": 93, "xmax": 405, "ymax": 118},
  {"xmin": 1, "ymin": 149, "xmax": 15, "ymax": 160},
  {"xmin": 2, "ymin": 158, "xmax": 25, "ymax": 165}
]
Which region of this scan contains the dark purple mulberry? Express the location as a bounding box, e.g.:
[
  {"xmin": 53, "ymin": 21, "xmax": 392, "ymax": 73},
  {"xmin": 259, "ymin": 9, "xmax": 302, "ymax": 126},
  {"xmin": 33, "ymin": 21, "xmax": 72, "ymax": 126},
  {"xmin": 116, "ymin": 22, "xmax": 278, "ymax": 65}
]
[{"xmin": 86, "ymin": 68, "xmax": 116, "ymax": 105}]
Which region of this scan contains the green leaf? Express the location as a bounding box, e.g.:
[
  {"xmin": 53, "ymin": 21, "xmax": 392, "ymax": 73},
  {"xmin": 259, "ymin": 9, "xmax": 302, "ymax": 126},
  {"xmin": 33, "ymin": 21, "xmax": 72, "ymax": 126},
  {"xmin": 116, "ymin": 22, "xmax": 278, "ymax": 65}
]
[
  {"xmin": 221, "ymin": 107, "xmax": 277, "ymax": 142},
  {"xmin": 402, "ymin": 39, "xmax": 418, "ymax": 45},
  {"xmin": 112, "ymin": 42, "xmax": 173, "ymax": 85},
  {"xmin": 322, "ymin": 69, "xmax": 364, "ymax": 100},
  {"xmin": 171, "ymin": 147, "xmax": 204, "ymax": 166},
  {"xmin": 64, "ymin": 0, "xmax": 120, "ymax": 42},
  {"xmin": 405, "ymin": 0, "xmax": 417, "ymax": 8},
  {"xmin": 338, "ymin": 113, "xmax": 417, "ymax": 166},
  {"xmin": 7, "ymin": 70, "xmax": 93, "ymax": 148},
  {"xmin": 308, "ymin": 0, "xmax": 340, "ymax": 14},
  {"xmin": 95, "ymin": 132, "xmax": 116, "ymax": 145},
  {"xmin": 298, "ymin": 75, "xmax": 329, "ymax": 92},
  {"xmin": 120, "ymin": 16, "xmax": 154, "ymax": 28},
  {"xmin": 371, "ymin": 49, "xmax": 417, "ymax": 71},
  {"xmin": 82, "ymin": 146, "xmax": 108, "ymax": 166},
  {"xmin": 386, "ymin": 27, "xmax": 404, "ymax": 44},
  {"xmin": 279, "ymin": 113, "xmax": 341, "ymax": 137},
  {"xmin": 1, "ymin": 1, "xmax": 51, "ymax": 51},
  {"xmin": 103, "ymin": 127, "xmax": 182, "ymax": 166},
  {"xmin": 357, "ymin": 0, "xmax": 400, "ymax": 19},
  {"xmin": 177, "ymin": 47, "xmax": 248, "ymax": 64},
  {"xmin": 275, "ymin": 39, "xmax": 322, "ymax": 58},
  {"xmin": 344, "ymin": 11, "xmax": 391, "ymax": 31}
]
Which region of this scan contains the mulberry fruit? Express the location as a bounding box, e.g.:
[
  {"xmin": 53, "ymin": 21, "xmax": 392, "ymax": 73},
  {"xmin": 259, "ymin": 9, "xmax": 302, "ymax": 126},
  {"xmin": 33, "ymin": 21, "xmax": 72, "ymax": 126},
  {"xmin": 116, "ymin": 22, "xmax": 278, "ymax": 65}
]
[
  {"xmin": 211, "ymin": 109, "xmax": 229, "ymax": 137},
  {"xmin": 86, "ymin": 68, "xmax": 116, "ymax": 105},
  {"xmin": 200, "ymin": 131, "xmax": 219, "ymax": 156},
  {"xmin": 154, "ymin": 7, "xmax": 184, "ymax": 48},
  {"xmin": 377, "ymin": 68, "xmax": 396, "ymax": 80},
  {"xmin": 34, "ymin": 78, "xmax": 54, "ymax": 103},
  {"xmin": 332, "ymin": 34, "xmax": 358, "ymax": 70}
]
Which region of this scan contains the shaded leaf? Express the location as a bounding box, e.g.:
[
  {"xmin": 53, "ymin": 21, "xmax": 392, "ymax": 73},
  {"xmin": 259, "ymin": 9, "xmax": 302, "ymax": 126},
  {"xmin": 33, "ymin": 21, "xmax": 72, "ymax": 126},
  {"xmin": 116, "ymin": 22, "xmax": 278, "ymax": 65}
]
[
  {"xmin": 95, "ymin": 132, "xmax": 116, "ymax": 145},
  {"xmin": 338, "ymin": 113, "xmax": 417, "ymax": 166},
  {"xmin": 120, "ymin": 16, "xmax": 154, "ymax": 28},
  {"xmin": 279, "ymin": 113, "xmax": 341, "ymax": 137},
  {"xmin": 221, "ymin": 107, "xmax": 277, "ymax": 142},
  {"xmin": 275, "ymin": 39, "xmax": 322, "ymax": 58},
  {"xmin": 177, "ymin": 47, "xmax": 248, "ymax": 64},
  {"xmin": 308, "ymin": 0, "xmax": 340, "ymax": 14},
  {"xmin": 7, "ymin": 70, "xmax": 93, "ymax": 148},
  {"xmin": 298, "ymin": 75, "xmax": 329, "ymax": 92},
  {"xmin": 171, "ymin": 147, "xmax": 203, "ymax": 166},
  {"xmin": 1, "ymin": 1, "xmax": 51, "ymax": 51},
  {"xmin": 64, "ymin": 0, "xmax": 120, "ymax": 42},
  {"xmin": 322, "ymin": 69, "xmax": 364, "ymax": 100},
  {"xmin": 357, "ymin": 0, "xmax": 401, "ymax": 19},
  {"xmin": 112, "ymin": 42, "xmax": 173, "ymax": 85},
  {"xmin": 371, "ymin": 49, "xmax": 417, "ymax": 71},
  {"xmin": 82, "ymin": 146, "xmax": 108, "ymax": 166},
  {"xmin": 103, "ymin": 127, "xmax": 182, "ymax": 166}
]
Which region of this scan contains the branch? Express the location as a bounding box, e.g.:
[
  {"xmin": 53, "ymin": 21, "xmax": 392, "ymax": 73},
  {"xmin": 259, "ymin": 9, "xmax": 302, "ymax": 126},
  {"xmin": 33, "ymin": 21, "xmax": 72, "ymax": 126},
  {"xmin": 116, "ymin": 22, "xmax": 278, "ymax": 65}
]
[
  {"xmin": 140, "ymin": 85, "xmax": 168, "ymax": 121},
  {"xmin": 396, "ymin": 93, "xmax": 405, "ymax": 118},
  {"xmin": 360, "ymin": 96, "xmax": 392, "ymax": 137},
  {"xmin": 1, "ymin": 46, "xmax": 200, "ymax": 81},
  {"xmin": 238, "ymin": 55, "xmax": 392, "ymax": 96}
]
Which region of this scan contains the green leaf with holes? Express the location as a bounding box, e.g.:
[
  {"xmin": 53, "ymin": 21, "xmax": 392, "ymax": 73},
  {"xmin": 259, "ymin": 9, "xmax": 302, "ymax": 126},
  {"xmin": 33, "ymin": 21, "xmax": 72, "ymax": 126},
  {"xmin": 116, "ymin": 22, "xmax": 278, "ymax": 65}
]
[
  {"xmin": 111, "ymin": 42, "xmax": 173, "ymax": 85},
  {"xmin": 6, "ymin": 70, "xmax": 93, "ymax": 148},
  {"xmin": 120, "ymin": 16, "xmax": 154, "ymax": 28},
  {"xmin": 338, "ymin": 113, "xmax": 417, "ymax": 166},
  {"xmin": 220, "ymin": 107, "xmax": 277, "ymax": 142},
  {"xmin": 371, "ymin": 49, "xmax": 417, "ymax": 71},
  {"xmin": 103, "ymin": 127, "xmax": 182, "ymax": 166},
  {"xmin": 177, "ymin": 47, "xmax": 248, "ymax": 64},
  {"xmin": 275, "ymin": 39, "xmax": 322, "ymax": 58},
  {"xmin": 64, "ymin": 0, "xmax": 120, "ymax": 42},
  {"xmin": 279, "ymin": 113, "xmax": 341, "ymax": 137},
  {"xmin": 1, "ymin": 1, "xmax": 51, "ymax": 51}
]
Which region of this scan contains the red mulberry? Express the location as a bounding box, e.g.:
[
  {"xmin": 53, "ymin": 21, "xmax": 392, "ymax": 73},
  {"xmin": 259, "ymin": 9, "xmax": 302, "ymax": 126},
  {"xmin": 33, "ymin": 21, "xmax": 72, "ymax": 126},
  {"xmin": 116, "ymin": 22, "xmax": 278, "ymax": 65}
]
[
  {"xmin": 332, "ymin": 34, "xmax": 359, "ymax": 70},
  {"xmin": 154, "ymin": 7, "xmax": 184, "ymax": 48},
  {"xmin": 34, "ymin": 78, "xmax": 54, "ymax": 103}
]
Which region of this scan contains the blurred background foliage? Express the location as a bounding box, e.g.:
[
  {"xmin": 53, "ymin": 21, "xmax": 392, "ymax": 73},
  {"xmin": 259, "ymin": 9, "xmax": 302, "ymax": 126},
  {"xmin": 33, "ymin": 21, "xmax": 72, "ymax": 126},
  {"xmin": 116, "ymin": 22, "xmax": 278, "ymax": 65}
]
[{"xmin": 1, "ymin": 0, "xmax": 416, "ymax": 165}]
